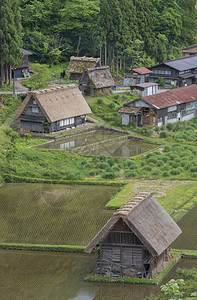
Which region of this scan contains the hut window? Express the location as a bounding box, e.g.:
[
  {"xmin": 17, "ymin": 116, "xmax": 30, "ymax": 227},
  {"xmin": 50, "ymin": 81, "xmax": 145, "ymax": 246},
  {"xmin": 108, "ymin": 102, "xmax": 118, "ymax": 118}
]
[
  {"xmin": 32, "ymin": 107, "xmax": 39, "ymax": 113},
  {"xmin": 60, "ymin": 118, "xmax": 75, "ymax": 127}
]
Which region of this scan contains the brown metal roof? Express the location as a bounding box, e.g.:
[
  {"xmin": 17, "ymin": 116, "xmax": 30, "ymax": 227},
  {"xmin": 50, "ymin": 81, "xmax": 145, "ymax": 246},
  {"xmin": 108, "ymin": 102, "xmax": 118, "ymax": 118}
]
[
  {"xmin": 132, "ymin": 67, "xmax": 152, "ymax": 74},
  {"xmin": 15, "ymin": 84, "xmax": 92, "ymax": 123},
  {"xmin": 118, "ymin": 107, "xmax": 142, "ymax": 114},
  {"xmin": 85, "ymin": 191, "xmax": 182, "ymax": 256},
  {"xmin": 129, "ymin": 84, "xmax": 197, "ymax": 109}
]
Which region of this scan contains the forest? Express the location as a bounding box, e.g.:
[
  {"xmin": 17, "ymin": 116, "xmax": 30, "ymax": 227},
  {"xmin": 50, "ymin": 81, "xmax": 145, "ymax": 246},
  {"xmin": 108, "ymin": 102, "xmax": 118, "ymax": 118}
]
[
  {"xmin": 19, "ymin": 0, "xmax": 197, "ymax": 69},
  {"xmin": 0, "ymin": 0, "xmax": 197, "ymax": 80}
]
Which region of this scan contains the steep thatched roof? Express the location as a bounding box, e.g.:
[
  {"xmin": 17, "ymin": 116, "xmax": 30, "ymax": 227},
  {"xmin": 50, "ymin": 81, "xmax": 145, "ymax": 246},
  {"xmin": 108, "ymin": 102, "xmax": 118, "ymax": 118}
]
[
  {"xmin": 67, "ymin": 56, "xmax": 101, "ymax": 74},
  {"xmin": 81, "ymin": 66, "xmax": 115, "ymax": 89},
  {"xmin": 85, "ymin": 191, "xmax": 182, "ymax": 256},
  {"xmin": 15, "ymin": 84, "xmax": 92, "ymax": 123}
]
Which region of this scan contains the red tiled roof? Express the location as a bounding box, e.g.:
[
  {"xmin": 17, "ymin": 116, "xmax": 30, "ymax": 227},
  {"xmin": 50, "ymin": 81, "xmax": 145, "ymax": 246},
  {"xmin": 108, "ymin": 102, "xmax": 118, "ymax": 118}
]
[
  {"xmin": 118, "ymin": 107, "xmax": 141, "ymax": 114},
  {"xmin": 132, "ymin": 67, "xmax": 152, "ymax": 74},
  {"xmin": 140, "ymin": 85, "xmax": 197, "ymax": 109}
]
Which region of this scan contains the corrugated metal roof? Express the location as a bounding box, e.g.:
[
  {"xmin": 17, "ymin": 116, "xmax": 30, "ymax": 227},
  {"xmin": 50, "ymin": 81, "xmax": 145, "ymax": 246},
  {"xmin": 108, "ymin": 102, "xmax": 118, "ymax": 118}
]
[
  {"xmin": 132, "ymin": 67, "xmax": 152, "ymax": 74},
  {"xmin": 21, "ymin": 48, "xmax": 33, "ymax": 56},
  {"xmin": 138, "ymin": 85, "xmax": 197, "ymax": 109},
  {"xmin": 164, "ymin": 54, "xmax": 197, "ymax": 71},
  {"xmin": 118, "ymin": 107, "xmax": 141, "ymax": 114}
]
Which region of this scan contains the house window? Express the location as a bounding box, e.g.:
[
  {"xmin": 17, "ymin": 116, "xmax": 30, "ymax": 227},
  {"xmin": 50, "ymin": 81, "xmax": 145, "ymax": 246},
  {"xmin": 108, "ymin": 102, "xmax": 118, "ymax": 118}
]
[
  {"xmin": 168, "ymin": 112, "xmax": 177, "ymax": 120},
  {"xmin": 168, "ymin": 105, "xmax": 177, "ymax": 112},
  {"xmin": 60, "ymin": 117, "xmax": 75, "ymax": 127},
  {"xmin": 33, "ymin": 100, "xmax": 37, "ymax": 105},
  {"xmin": 32, "ymin": 107, "xmax": 39, "ymax": 113}
]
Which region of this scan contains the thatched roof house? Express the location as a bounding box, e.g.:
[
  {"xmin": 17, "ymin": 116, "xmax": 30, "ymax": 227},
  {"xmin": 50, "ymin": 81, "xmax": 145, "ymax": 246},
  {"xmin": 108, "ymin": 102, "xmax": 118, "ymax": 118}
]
[
  {"xmin": 85, "ymin": 191, "xmax": 181, "ymax": 278},
  {"xmin": 15, "ymin": 84, "xmax": 92, "ymax": 133},
  {"xmin": 79, "ymin": 66, "xmax": 115, "ymax": 96},
  {"xmin": 67, "ymin": 56, "xmax": 101, "ymax": 81}
]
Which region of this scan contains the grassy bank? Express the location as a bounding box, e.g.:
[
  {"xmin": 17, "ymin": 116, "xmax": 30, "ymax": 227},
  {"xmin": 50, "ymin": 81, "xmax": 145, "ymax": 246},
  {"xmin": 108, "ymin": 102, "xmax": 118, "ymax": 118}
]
[{"xmin": 106, "ymin": 180, "xmax": 197, "ymax": 216}]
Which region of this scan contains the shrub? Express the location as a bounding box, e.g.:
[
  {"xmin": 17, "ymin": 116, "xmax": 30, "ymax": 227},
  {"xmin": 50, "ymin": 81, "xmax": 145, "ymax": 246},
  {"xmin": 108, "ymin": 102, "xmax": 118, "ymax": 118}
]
[
  {"xmin": 88, "ymin": 170, "xmax": 96, "ymax": 176},
  {"xmin": 161, "ymin": 155, "xmax": 169, "ymax": 163},
  {"xmin": 151, "ymin": 170, "xmax": 161, "ymax": 176},
  {"xmin": 98, "ymin": 155, "xmax": 107, "ymax": 161},
  {"xmin": 163, "ymin": 145, "xmax": 171, "ymax": 152},
  {"xmin": 141, "ymin": 161, "xmax": 145, "ymax": 167},
  {"xmin": 147, "ymin": 157, "xmax": 157, "ymax": 164},
  {"xmin": 160, "ymin": 165, "xmax": 168, "ymax": 171},
  {"xmin": 161, "ymin": 125, "xmax": 166, "ymax": 131},
  {"xmin": 107, "ymin": 158, "xmax": 116, "ymax": 167},
  {"xmin": 152, "ymin": 151, "xmax": 161, "ymax": 156},
  {"xmin": 108, "ymin": 101, "xmax": 116, "ymax": 109},
  {"xmin": 172, "ymin": 162, "xmax": 181, "ymax": 168},
  {"xmin": 96, "ymin": 162, "xmax": 110, "ymax": 170},
  {"xmin": 166, "ymin": 123, "xmax": 173, "ymax": 131},
  {"xmin": 190, "ymin": 166, "xmax": 197, "ymax": 173},
  {"xmin": 159, "ymin": 131, "xmax": 168, "ymax": 138},
  {"xmin": 143, "ymin": 166, "xmax": 152, "ymax": 172},
  {"xmin": 97, "ymin": 98, "xmax": 104, "ymax": 105},
  {"xmin": 102, "ymin": 172, "xmax": 118, "ymax": 179},
  {"xmin": 154, "ymin": 126, "xmax": 160, "ymax": 132},
  {"xmin": 171, "ymin": 168, "xmax": 181, "ymax": 175},
  {"xmin": 124, "ymin": 170, "xmax": 138, "ymax": 178},
  {"xmin": 163, "ymin": 171, "xmax": 169, "ymax": 177},
  {"xmin": 113, "ymin": 94, "xmax": 119, "ymax": 99},
  {"xmin": 156, "ymin": 160, "xmax": 164, "ymax": 167}
]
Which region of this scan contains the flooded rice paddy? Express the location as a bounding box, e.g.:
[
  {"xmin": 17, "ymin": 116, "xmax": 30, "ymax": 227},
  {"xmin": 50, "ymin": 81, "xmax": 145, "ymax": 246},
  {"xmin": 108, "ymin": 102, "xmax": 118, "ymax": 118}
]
[
  {"xmin": 0, "ymin": 183, "xmax": 196, "ymax": 299},
  {"xmin": 172, "ymin": 203, "xmax": 197, "ymax": 250},
  {"xmin": 34, "ymin": 129, "xmax": 156, "ymax": 157},
  {"xmin": 0, "ymin": 251, "xmax": 196, "ymax": 300},
  {"xmin": 83, "ymin": 139, "xmax": 156, "ymax": 157},
  {"xmin": 35, "ymin": 129, "xmax": 123, "ymax": 150},
  {"xmin": 0, "ymin": 183, "xmax": 119, "ymax": 245}
]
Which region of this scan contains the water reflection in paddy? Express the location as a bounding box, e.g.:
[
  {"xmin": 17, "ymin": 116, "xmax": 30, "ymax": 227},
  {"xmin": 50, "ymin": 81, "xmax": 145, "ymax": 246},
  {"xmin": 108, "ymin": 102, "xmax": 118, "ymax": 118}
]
[
  {"xmin": 84, "ymin": 139, "xmax": 156, "ymax": 157},
  {"xmin": 35, "ymin": 130, "xmax": 123, "ymax": 150},
  {"xmin": 0, "ymin": 250, "xmax": 196, "ymax": 300}
]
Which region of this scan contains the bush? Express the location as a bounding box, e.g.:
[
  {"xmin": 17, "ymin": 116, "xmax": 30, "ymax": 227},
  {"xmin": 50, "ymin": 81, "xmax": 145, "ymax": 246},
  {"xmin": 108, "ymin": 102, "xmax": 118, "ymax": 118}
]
[
  {"xmin": 171, "ymin": 168, "xmax": 181, "ymax": 175},
  {"xmin": 88, "ymin": 170, "xmax": 96, "ymax": 176},
  {"xmin": 143, "ymin": 166, "xmax": 152, "ymax": 172},
  {"xmin": 97, "ymin": 98, "xmax": 104, "ymax": 105},
  {"xmin": 163, "ymin": 145, "xmax": 171, "ymax": 152},
  {"xmin": 160, "ymin": 164, "xmax": 168, "ymax": 171},
  {"xmin": 102, "ymin": 172, "xmax": 118, "ymax": 179},
  {"xmin": 172, "ymin": 162, "xmax": 181, "ymax": 168},
  {"xmin": 160, "ymin": 131, "xmax": 169, "ymax": 138},
  {"xmin": 163, "ymin": 171, "xmax": 169, "ymax": 177},
  {"xmin": 108, "ymin": 101, "xmax": 116, "ymax": 109},
  {"xmin": 107, "ymin": 158, "xmax": 116, "ymax": 167},
  {"xmin": 124, "ymin": 170, "xmax": 138, "ymax": 178},
  {"xmin": 151, "ymin": 170, "xmax": 161, "ymax": 176},
  {"xmin": 156, "ymin": 160, "xmax": 164, "ymax": 167},
  {"xmin": 166, "ymin": 123, "xmax": 173, "ymax": 131},
  {"xmin": 96, "ymin": 162, "xmax": 110, "ymax": 170},
  {"xmin": 147, "ymin": 157, "xmax": 157, "ymax": 164}
]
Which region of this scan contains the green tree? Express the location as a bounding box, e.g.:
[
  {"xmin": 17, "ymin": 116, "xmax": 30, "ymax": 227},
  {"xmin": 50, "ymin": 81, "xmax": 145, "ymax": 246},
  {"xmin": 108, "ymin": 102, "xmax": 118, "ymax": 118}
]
[{"xmin": 0, "ymin": 0, "xmax": 23, "ymax": 87}]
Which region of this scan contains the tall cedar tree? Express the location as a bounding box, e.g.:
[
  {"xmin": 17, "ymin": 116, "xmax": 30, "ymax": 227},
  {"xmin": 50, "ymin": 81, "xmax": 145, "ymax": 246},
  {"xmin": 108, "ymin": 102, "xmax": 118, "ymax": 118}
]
[{"xmin": 0, "ymin": 0, "xmax": 23, "ymax": 87}]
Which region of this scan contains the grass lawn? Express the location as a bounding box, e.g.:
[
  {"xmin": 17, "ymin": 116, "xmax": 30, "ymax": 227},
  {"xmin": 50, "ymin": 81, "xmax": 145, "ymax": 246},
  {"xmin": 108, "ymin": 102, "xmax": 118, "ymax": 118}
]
[{"xmin": 106, "ymin": 179, "xmax": 197, "ymax": 218}]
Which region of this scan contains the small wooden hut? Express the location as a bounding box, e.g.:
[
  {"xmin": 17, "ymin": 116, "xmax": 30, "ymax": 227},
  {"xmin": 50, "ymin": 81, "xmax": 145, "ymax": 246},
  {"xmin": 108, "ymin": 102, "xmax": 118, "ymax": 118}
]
[
  {"xmin": 85, "ymin": 191, "xmax": 182, "ymax": 279},
  {"xmin": 15, "ymin": 84, "xmax": 92, "ymax": 133},
  {"xmin": 79, "ymin": 66, "xmax": 115, "ymax": 96},
  {"xmin": 67, "ymin": 56, "xmax": 101, "ymax": 81}
]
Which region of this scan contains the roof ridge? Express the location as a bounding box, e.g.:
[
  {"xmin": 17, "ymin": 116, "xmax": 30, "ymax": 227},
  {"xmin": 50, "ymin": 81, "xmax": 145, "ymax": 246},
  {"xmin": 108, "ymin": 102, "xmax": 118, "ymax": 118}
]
[
  {"xmin": 164, "ymin": 53, "xmax": 197, "ymax": 64},
  {"xmin": 114, "ymin": 191, "xmax": 151, "ymax": 216},
  {"xmin": 32, "ymin": 84, "xmax": 77, "ymax": 94}
]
